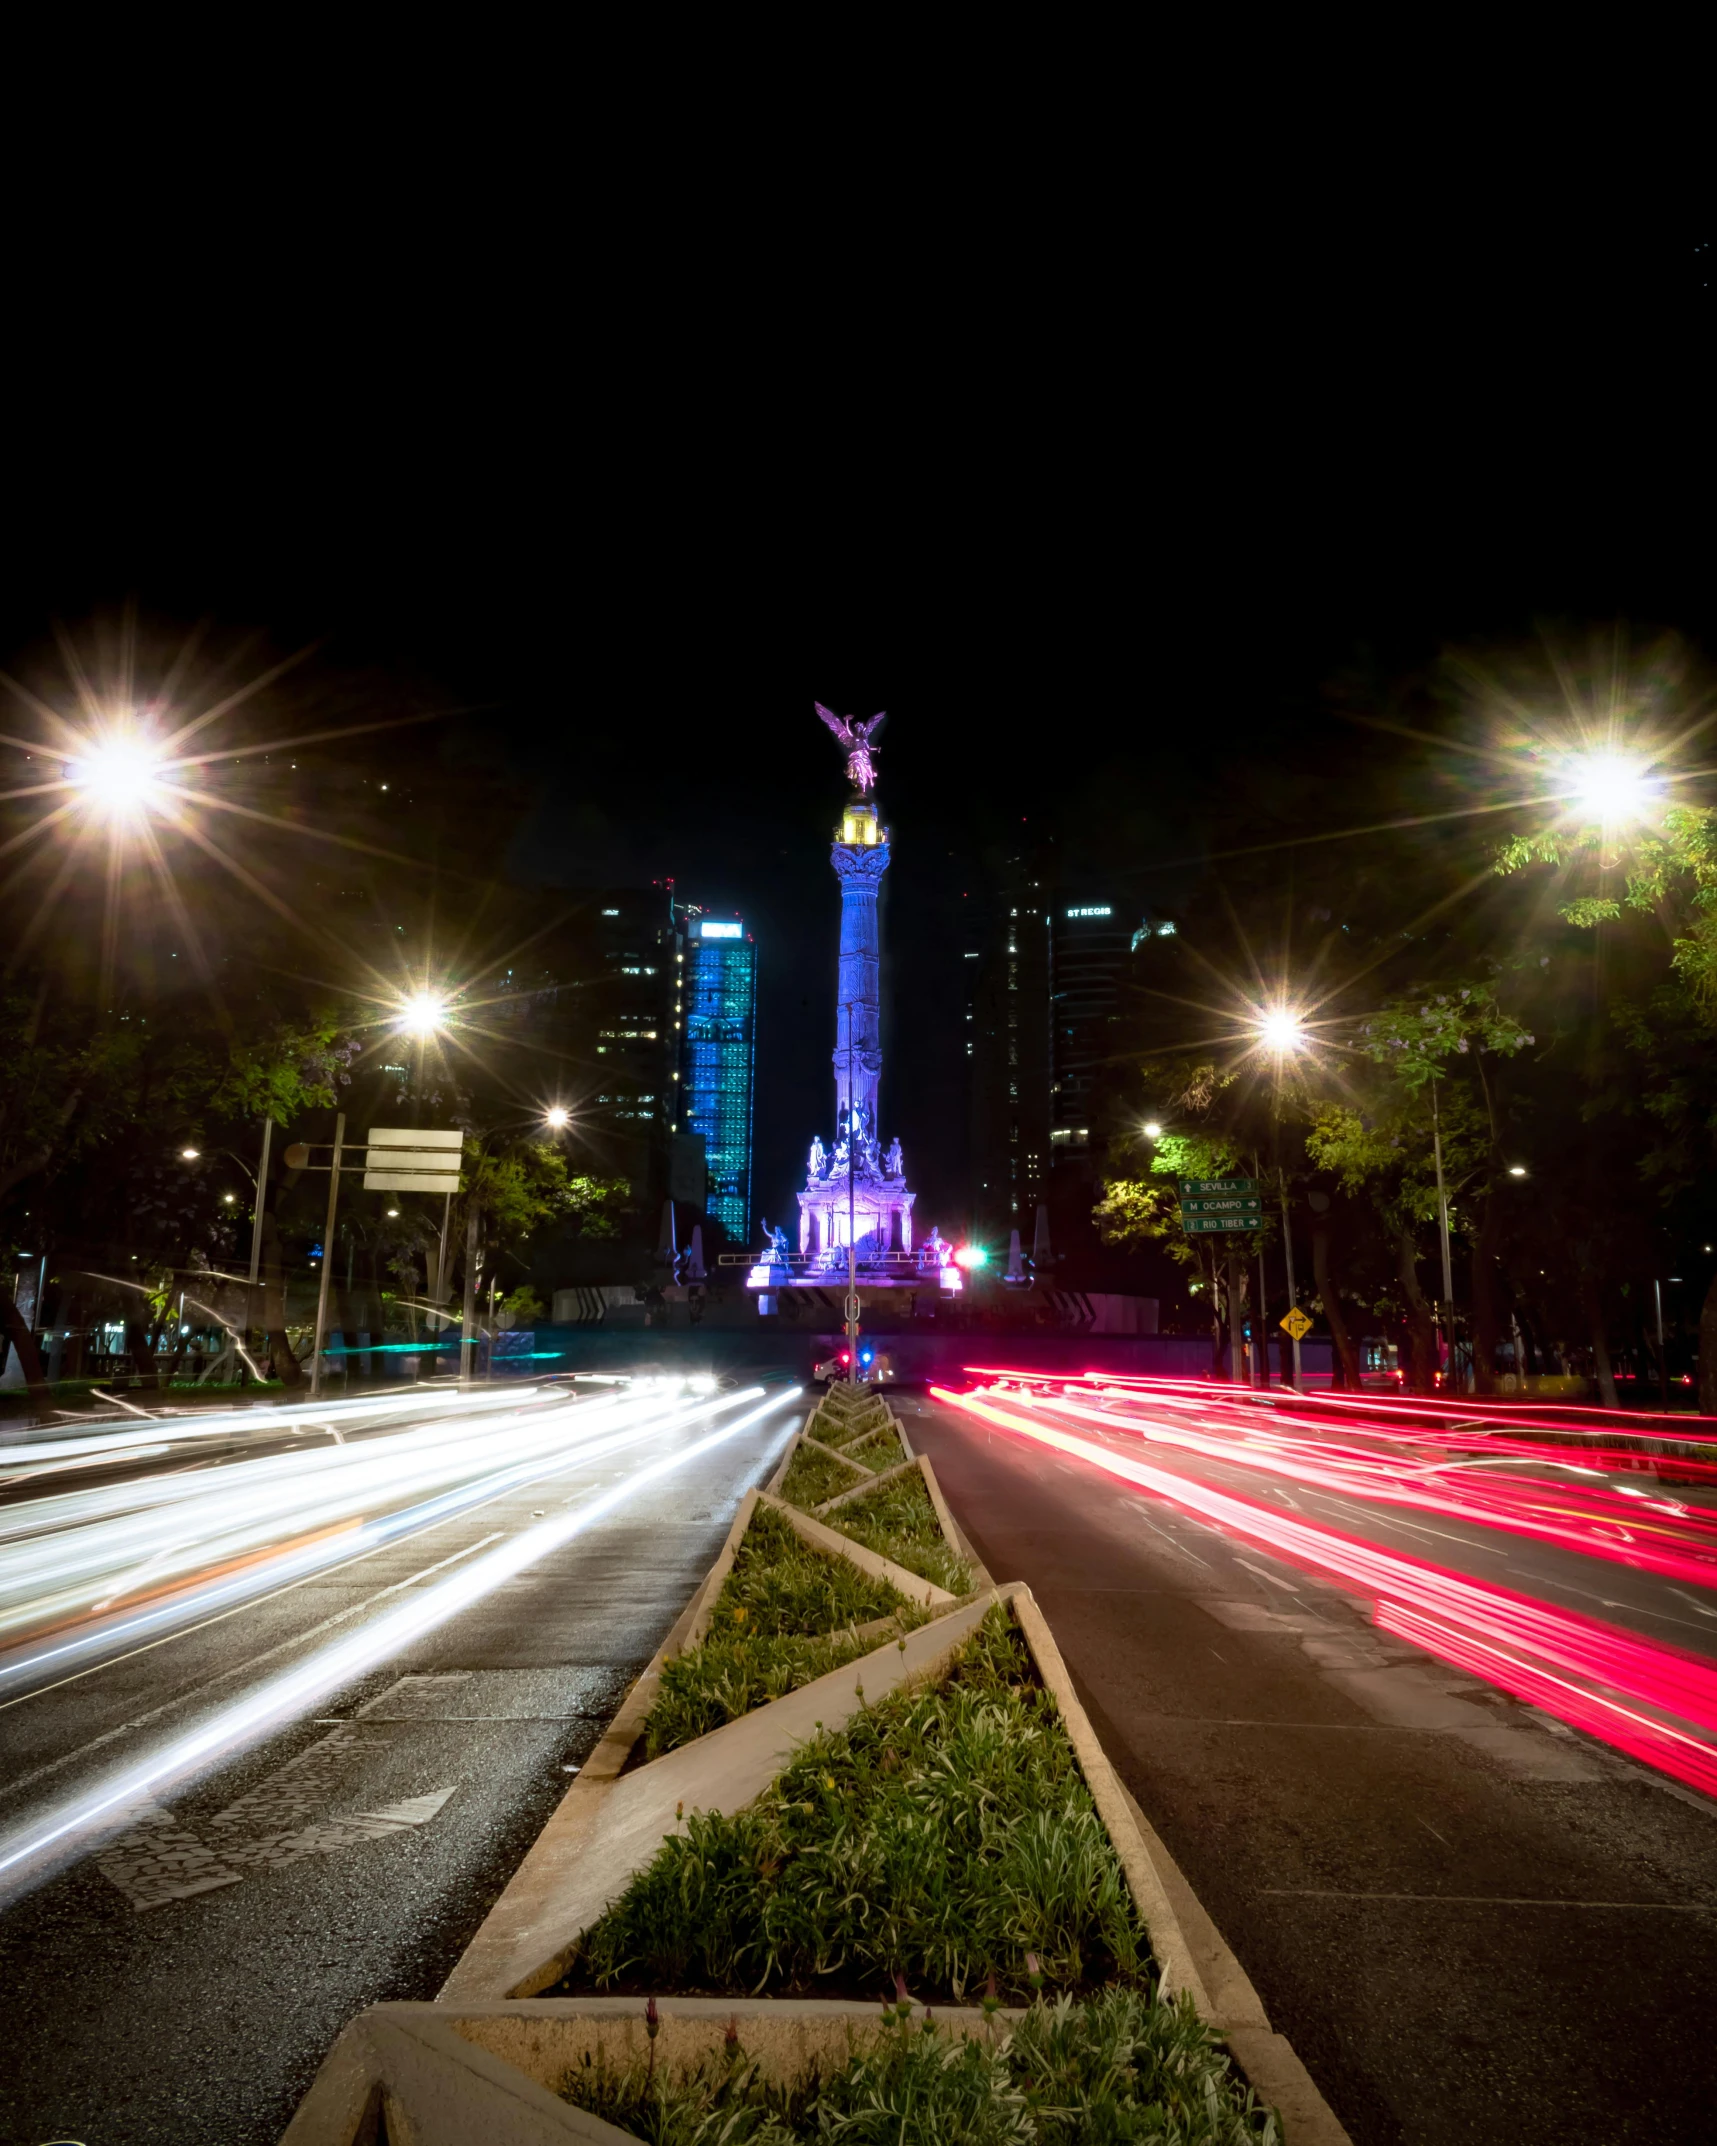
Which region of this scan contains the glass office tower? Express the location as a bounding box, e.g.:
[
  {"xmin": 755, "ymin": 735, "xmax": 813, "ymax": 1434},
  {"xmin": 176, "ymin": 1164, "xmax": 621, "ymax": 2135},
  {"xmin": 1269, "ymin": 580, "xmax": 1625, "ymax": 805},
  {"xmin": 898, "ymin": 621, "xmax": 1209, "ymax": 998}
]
[{"xmin": 680, "ymin": 916, "xmax": 756, "ymax": 1243}]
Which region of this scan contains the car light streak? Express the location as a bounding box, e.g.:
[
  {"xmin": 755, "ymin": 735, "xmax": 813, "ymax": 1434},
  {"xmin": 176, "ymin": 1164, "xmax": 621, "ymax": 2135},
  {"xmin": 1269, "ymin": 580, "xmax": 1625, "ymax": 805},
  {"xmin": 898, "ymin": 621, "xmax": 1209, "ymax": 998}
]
[
  {"xmin": 0, "ymin": 1388, "xmax": 631, "ymax": 1649},
  {"xmin": 934, "ymin": 1385, "xmax": 1717, "ymax": 1798},
  {"xmin": 0, "ymin": 1385, "xmax": 800, "ymax": 1904},
  {"xmin": 0, "ymin": 1382, "xmax": 746, "ymax": 1691}
]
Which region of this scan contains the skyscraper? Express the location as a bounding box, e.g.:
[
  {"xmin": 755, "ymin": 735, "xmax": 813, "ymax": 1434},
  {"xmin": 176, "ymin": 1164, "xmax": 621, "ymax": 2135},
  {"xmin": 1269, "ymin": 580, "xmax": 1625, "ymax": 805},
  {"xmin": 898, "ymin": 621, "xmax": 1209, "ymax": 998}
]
[
  {"xmin": 678, "ymin": 915, "xmax": 756, "ymax": 1244},
  {"xmin": 966, "ymin": 844, "xmax": 1052, "ymax": 1233},
  {"xmin": 1049, "ymin": 902, "xmax": 1133, "ymax": 1157}
]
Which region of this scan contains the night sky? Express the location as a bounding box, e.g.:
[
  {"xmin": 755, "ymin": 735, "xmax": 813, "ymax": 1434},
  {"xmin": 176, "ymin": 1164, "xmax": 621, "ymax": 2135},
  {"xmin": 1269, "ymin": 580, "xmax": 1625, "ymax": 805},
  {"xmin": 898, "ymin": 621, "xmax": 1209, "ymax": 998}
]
[{"xmin": 5, "ymin": 197, "xmax": 1711, "ymax": 1239}]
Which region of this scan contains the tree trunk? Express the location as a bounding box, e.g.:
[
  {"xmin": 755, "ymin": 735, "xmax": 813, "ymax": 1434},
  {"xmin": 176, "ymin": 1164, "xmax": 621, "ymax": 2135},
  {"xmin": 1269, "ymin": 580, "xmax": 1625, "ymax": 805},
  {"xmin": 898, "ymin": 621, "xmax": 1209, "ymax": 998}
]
[
  {"xmin": 1582, "ymin": 1269, "xmax": 1620, "ymax": 1407},
  {"xmin": 0, "ymin": 1283, "xmax": 52, "ymax": 1423},
  {"xmin": 1311, "ymin": 1222, "xmax": 1361, "ymax": 1388},
  {"xmin": 1699, "ymin": 1273, "xmax": 1717, "ymax": 1419},
  {"xmin": 1470, "ymin": 1191, "xmax": 1503, "ymax": 1395},
  {"xmin": 1396, "ymin": 1228, "xmax": 1440, "ymax": 1395},
  {"xmin": 260, "ymin": 1211, "xmax": 303, "ymax": 1390},
  {"xmin": 123, "ymin": 1318, "xmax": 154, "ymax": 1384}
]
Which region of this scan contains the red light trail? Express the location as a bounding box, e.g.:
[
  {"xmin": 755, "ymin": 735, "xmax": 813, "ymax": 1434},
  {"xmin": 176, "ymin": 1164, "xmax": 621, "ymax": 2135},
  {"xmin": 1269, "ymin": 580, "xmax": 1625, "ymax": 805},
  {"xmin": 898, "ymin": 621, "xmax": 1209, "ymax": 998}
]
[{"xmin": 932, "ymin": 1378, "xmax": 1717, "ymax": 1800}]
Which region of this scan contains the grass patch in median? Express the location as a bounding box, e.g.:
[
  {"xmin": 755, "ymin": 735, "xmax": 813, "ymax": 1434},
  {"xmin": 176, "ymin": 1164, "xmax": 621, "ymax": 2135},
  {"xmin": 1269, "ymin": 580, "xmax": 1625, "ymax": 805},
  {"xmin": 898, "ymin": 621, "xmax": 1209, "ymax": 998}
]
[
  {"xmin": 828, "ymin": 1467, "xmax": 970, "ymax": 1594},
  {"xmin": 781, "ymin": 1437, "xmax": 865, "ymax": 1509},
  {"xmin": 643, "ymin": 1505, "xmax": 924, "ymax": 1760},
  {"xmin": 559, "ymin": 1984, "xmax": 1277, "ymax": 2144},
  {"xmin": 840, "ymin": 1424, "xmax": 904, "ymax": 1474},
  {"xmin": 571, "ymin": 1607, "xmax": 1140, "ymax": 2007}
]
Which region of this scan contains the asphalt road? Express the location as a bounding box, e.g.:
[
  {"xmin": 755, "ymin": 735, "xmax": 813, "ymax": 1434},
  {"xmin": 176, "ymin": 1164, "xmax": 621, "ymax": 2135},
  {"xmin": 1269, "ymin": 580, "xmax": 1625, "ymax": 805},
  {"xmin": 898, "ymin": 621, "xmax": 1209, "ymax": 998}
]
[
  {"xmin": 0, "ymin": 1375, "xmax": 799, "ymax": 2146},
  {"xmin": 904, "ymin": 1391, "xmax": 1717, "ymax": 2146}
]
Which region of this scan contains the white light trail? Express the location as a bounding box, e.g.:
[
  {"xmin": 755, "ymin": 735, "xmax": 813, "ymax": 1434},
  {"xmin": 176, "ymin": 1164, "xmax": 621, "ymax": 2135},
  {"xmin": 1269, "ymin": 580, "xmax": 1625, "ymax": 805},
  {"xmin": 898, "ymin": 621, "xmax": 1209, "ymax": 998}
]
[{"xmin": 0, "ymin": 1384, "xmax": 800, "ymax": 1903}]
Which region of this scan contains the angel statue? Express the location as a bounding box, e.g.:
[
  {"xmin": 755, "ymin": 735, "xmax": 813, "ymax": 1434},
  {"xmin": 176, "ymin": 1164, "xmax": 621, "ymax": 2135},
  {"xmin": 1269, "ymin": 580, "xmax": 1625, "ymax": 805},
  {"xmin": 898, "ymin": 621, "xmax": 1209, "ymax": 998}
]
[
  {"xmin": 809, "ymin": 1135, "xmax": 827, "ymax": 1179},
  {"xmin": 883, "ymin": 1136, "xmax": 903, "ymax": 1178},
  {"xmin": 815, "ymin": 703, "xmax": 887, "ymax": 796}
]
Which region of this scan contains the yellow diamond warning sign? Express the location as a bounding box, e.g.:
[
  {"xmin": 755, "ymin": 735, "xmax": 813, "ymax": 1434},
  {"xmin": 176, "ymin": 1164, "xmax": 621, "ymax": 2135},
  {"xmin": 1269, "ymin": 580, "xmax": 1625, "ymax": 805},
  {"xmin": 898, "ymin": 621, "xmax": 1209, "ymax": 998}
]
[{"xmin": 1279, "ymin": 1307, "xmax": 1313, "ymax": 1342}]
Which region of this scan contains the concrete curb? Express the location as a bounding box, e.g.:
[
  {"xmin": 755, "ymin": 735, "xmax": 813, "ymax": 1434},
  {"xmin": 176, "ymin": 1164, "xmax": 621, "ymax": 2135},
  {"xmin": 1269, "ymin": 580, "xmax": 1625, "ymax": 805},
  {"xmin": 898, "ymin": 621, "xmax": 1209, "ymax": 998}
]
[
  {"xmin": 281, "ymin": 2005, "xmax": 635, "ymax": 2143},
  {"xmin": 682, "ymin": 1487, "xmax": 760, "ymax": 1652},
  {"xmin": 762, "ymin": 1421, "xmax": 806, "ymax": 1497},
  {"xmin": 916, "ymin": 1451, "xmax": 994, "ymax": 1589},
  {"xmin": 758, "ymin": 1490, "xmax": 957, "ymax": 1611}
]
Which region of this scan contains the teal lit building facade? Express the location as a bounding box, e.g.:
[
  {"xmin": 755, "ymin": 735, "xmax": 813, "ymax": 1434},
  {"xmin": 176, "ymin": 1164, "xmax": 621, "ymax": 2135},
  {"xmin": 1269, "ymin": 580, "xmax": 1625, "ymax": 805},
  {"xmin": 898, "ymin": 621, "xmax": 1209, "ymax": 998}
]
[{"xmin": 680, "ymin": 916, "xmax": 756, "ymax": 1243}]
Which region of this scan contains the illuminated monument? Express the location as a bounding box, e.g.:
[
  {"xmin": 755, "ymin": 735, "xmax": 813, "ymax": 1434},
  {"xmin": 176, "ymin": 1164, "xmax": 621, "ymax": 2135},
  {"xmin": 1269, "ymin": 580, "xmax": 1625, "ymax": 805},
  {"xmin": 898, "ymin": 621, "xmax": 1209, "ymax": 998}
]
[{"xmin": 794, "ymin": 704, "xmax": 918, "ymax": 1272}]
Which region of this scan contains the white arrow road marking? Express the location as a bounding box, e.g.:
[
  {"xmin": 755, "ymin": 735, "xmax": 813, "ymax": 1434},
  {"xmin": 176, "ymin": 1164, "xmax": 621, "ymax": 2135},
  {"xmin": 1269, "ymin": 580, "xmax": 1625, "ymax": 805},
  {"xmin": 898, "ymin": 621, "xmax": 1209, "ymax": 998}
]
[{"xmin": 95, "ymin": 1701, "xmax": 457, "ymax": 1910}]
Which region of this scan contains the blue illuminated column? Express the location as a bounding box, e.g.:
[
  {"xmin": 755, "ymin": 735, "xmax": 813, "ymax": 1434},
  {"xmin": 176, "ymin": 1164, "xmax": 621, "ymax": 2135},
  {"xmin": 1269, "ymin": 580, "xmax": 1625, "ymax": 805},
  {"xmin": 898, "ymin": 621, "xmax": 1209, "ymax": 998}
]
[
  {"xmin": 680, "ymin": 918, "xmax": 756, "ymax": 1243},
  {"xmin": 831, "ymin": 802, "xmax": 890, "ymax": 1132},
  {"xmin": 794, "ymin": 798, "xmax": 916, "ymax": 1268}
]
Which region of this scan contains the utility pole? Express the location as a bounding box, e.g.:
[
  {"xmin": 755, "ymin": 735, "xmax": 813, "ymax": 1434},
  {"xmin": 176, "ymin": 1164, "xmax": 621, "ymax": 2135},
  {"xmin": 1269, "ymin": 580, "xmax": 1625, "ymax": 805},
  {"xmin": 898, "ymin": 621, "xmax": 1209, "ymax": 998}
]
[
  {"xmin": 1279, "ymin": 1171, "xmax": 1302, "ymax": 1392},
  {"xmin": 308, "ymin": 1114, "xmax": 345, "ymax": 1400}
]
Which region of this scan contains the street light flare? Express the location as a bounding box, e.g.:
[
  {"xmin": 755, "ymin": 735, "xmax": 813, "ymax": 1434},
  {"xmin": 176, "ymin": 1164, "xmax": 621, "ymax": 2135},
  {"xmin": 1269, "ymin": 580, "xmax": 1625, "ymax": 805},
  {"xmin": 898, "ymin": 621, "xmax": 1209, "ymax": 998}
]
[
  {"xmin": 544, "ymin": 1106, "xmax": 571, "ymax": 1130},
  {"xmin": 398, "ymin": 991, "xmax": 450, "ymax": 1037},
  {"xmin": 63, "ymin": 733, "xmax": 167, "ymax": 820},
  {"xmin": 1561, "ymin": 750, "xmax": 1664, "ymax": 825},
  {"xmin": 1257, "ymin": 1008, "xmax": 1306, "ymax": 1053}
]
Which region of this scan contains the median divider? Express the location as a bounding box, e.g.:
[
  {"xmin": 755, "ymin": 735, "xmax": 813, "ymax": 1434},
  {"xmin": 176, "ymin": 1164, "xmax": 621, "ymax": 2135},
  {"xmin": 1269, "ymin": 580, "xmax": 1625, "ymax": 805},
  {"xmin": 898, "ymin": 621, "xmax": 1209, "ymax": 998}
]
[{"xmin": 285, "ymin": 1388, "xmax": 1351, "ymax": 2144}]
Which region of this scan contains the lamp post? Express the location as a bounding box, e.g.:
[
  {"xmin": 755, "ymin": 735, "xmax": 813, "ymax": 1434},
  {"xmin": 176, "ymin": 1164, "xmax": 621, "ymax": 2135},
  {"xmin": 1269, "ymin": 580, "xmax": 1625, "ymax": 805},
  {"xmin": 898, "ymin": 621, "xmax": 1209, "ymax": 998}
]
[
  {"xmin": 1429, "ymin": 1078, "xmax": 1456, "ymax": 1389},
  {"xmin": 309, "ymin": 1114, "xmax": 346, "ymax": 1399}
]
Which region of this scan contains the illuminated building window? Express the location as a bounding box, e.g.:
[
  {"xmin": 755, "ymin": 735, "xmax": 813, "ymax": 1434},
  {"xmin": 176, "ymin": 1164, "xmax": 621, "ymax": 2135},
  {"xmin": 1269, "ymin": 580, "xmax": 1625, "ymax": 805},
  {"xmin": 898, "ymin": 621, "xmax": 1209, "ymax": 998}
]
[{"xmin": 680, "ymin": 915, "xmax": 756, "ymax": 1242}]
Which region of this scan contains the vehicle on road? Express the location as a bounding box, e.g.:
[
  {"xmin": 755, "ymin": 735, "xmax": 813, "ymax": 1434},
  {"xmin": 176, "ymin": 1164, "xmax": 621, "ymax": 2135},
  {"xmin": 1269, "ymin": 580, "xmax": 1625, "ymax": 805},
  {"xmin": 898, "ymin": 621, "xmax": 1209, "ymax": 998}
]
[{"xmin": 813, "ymin": 1347, "xmax": 896, "ymax": 1384}]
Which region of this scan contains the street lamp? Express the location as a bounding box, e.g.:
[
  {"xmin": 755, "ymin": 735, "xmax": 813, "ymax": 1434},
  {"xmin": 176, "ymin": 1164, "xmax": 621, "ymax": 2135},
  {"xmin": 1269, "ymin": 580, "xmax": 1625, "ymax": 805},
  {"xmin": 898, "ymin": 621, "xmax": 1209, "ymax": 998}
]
[
  {"xmin": 544, "ymin": 1106, "xmax": 571, "ymax": 1130},
  {"xmin": 1142, "ymin": 1120, "xmax": 1163, "ymax": 1140},
  {"xmin": 63, "ymin": 733, "xmax": 167, "ymax": 820},
  {"xmin": 1256, "ymin": 1008, "xmax": 1306, "ymax": 1053},
  {"xmin": 180, "ymin": 1146, "xmax": 201, "ymax": 1160},
  {"xmin": 397, "ymin": 990, "xmax": 450, "ymax": 1037},
  {"xmin": 1509, "ymin": 1164, "xmax": 1528, "ymax": 1178},
  {"xmin": 1560, "ymin": 750, "xmax": 1663, "ymax": 826}
]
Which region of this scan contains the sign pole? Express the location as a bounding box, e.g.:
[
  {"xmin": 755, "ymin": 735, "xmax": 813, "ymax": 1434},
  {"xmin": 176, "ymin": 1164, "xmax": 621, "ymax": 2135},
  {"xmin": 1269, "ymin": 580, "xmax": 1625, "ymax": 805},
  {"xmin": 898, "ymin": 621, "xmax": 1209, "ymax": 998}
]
[
  {"xmin": 308, "ymin": 1113, "xmax": 345, "ymax": 1400},
  {"xmin": 1279, "ymin": 1172, "xmax": 1302, "ymax": 1391},
  {"xmin": 462, "ymin": 1201, "xmax": 480, "ymax": 1388}
]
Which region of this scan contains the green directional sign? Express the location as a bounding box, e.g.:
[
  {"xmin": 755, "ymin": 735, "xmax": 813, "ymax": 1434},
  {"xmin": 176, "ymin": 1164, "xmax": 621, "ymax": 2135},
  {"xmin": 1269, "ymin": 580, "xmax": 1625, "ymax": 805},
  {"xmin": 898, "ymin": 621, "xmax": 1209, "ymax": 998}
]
[{"xmin": 1178, "ymin": 1176, "xmax": 1261, "ymax": 1233}]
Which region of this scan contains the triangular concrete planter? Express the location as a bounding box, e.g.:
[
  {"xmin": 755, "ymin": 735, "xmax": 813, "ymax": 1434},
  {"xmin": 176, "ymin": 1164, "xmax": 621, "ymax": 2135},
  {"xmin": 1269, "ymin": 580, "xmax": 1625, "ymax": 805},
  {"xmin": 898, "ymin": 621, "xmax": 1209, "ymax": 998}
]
[{"xmin": 285, "ymin": 1399, "xmax": 1351, "ymax": 2144}]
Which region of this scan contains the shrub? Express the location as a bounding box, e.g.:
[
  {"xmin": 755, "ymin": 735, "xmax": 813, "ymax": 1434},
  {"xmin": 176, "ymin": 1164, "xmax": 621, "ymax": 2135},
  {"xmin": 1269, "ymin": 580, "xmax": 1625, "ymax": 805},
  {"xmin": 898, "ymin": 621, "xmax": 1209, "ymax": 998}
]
[
  {"xmin": 572, "ymin": 1610, "xmax": 1143, "ymax": 2006},
  {"xmin": 560, "ymin": 1985, "xmax": 1278, "ymax": 2144},
  {"xmin": 642, "ymin": 1507, "xmax": 923, "ymax": 1759}
]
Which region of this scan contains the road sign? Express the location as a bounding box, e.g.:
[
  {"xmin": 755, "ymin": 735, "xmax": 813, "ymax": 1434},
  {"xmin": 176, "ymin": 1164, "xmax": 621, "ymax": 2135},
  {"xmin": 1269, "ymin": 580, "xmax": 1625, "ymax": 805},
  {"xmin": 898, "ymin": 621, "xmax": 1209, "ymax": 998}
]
[
  {"xmin": 364, "ymin": 1127, "xmax": 464, "ymax": 1195},
  {"xmin": 1179, "ymin": 1196, "xmax": 1262, "ymax": 1216},
  {"xmin": 1184, "ymin": 1215, "xmax": 1260, "ymax": 1233},
  {"xmin": 1179, "ymin": 1177, "xmax": 1256, "ymax": 1196},
  {"xmin": 1280, "ymin": 1306, "xmax": 1313, "ymax": 1341}
]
